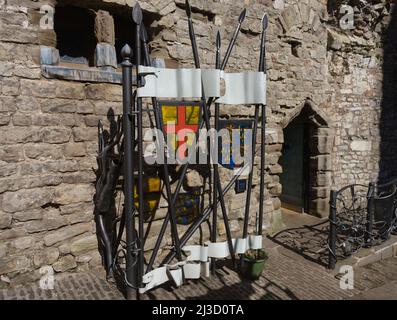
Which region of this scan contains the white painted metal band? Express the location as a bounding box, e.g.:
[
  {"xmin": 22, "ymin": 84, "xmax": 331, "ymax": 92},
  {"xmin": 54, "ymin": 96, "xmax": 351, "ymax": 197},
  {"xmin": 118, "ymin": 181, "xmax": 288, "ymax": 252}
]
[
  {"xmin": 139, "ymin": 235, "xmax": 263, "ymax": 294},
  {"xmin": 137, "ymin": 66, "xmax": 266, "ymax": 105},
  {"xmin": 216, "ymin": 72, "xmax": 266, "ymax": 105},
  {"xmin": 137, "ymin": 66, "xmax": 202, "ymax": 98}
]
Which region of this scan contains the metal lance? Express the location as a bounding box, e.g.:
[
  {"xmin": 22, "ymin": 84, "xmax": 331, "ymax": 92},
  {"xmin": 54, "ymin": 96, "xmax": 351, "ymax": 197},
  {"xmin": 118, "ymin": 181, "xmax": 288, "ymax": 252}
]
[
  {"xmin": 242, "ymin": 13, "xmax": 268, "ymax": 248},
  {"xmin": 258, "ymin": 14, "xmax": 268, "ymax": 237},
  {"xmin": 132, "ymin": 3, "xmax": 145, "ymax": 289},
  {"xmin": 212, "ymin": 30, "xmax": 221, "ymax": 273},
  {"xmin": 139, "ymin": 25, "xmax": 183, "ymax": 273},
  {"xmin": 162, "ymin": 4, "xmax": 247, "ymax": 267},
  {"xmin": 186, "ymin": 0, "xmax": 235, "ymax": 268}
]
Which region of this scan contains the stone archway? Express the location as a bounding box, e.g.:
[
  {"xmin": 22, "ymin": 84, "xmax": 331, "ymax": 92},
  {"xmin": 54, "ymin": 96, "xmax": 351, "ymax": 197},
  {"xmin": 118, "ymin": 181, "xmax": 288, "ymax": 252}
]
[{"xmin": 280, "ymin": 99, "xmax": 333, "ymax": 218}]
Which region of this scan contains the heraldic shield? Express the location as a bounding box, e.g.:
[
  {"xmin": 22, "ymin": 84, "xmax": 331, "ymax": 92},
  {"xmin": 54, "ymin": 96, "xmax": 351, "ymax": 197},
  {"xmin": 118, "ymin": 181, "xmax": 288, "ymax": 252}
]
[
  {"xmin": 159, "ymin": 101, "xmax": 202, "ymax": 162},
  {"xmin": 218, "ymin": 119, "xmax": 254, "ymax": 171}
]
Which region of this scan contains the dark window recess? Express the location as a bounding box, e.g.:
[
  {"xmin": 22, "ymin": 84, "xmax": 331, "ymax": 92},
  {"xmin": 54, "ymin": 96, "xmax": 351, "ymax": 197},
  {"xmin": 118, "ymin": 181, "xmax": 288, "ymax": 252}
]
[
  {"xmin": 114, "ymin": 11, "xmax": 159, "ymax": 65},
  {"xmin": 54, "ymin": 5, "xmax": 96, "ymax": 66},
  {"xmin": 114, "ymin": 15, "xmax": 134, "ymax": 65}
]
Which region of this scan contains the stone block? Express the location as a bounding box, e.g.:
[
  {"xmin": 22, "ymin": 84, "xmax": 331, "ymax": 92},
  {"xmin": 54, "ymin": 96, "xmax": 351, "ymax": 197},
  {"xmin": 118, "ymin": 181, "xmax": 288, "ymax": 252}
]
[
  {"xmin": 94, "ymin": 10, "xmax": 115, "ymax": 45},
  {"xmin": 53, "ymin": 255, "xmax": 77, "ymax": 272},
  {"xmin": 59, "ymin": 244, "xmax": 71, "ymax": 255},
  {"xmin": 0, "ymin": 242, "xmax": 7, "ymax": 259},
  {"xmin": 54, "ymin": 184, "xmax": 93, "ymax": 205},
  {"xmin": 95, "ymin": 43, "xmax": 117, "ymax": 69},
  {"xmin": 350, "ymin": 140, "xmax": 372, "ymax": 152},
  {"xmin": 310, "ymin": 155, "xmax": 332, "ymax": 171},
  {"xmin": 41, "ymin": 127, "xmax": 71, "ymax": 144},
  {"xmin": 44, "ymin": 223, "xmax": 92, "ymax": 246},
  {"xmin": 70, "ymin": 235, "xmax": 98, "ymax": 256},
  {"xmin": 72, "ymin": 127, "xmax": 97, "ymax": 142},
  {"xmin": 0, "ymin": 212, "xmax": 12, "ymax": 229},
  {"xmin": 24, "ymin": 144, "xmax": 63, "ymax": 160},
  {"xmin": 310, "ymin": 199, "xmax": 329, "ymax": 218},
  {"xmin": 310, "ymin": 187, "xmax": 330, "ymax": 199},
  {"xmin": 356, "ymin": 250, "xmax": 382, "ymax": 267},
  {"xmin": 25, "ymin": 217, "xmax": 67, "ymax": 234},
  {"xmin": 40, "ymin": 46, "xmax": 60, "ymax": 65},
  {"xmin": 33, "ymin": 247, "xmax": 59, "ymax": 267},
  {"xmin": 313, "ymin": 172, "xmax": 331, "ymax": 187},
  {"xmin": 14, "ymin": 209, "xmax": 44, "ymax": 222},
  {"xmin": 11, "ymin": 236, "xmax": 35, "ymax": 250},
  {"xmin": 185, "ymin": 170, "xmax": 204, "ymax": 188},
  {"xmin": 311, "ymin": 135, "xmax": 332, "ymax": 155},
  {"xmin": 379, "ymin": 245, "xmax": 394, "ymax": 260},
  {"xmin": 2, "ymin": 187, "xmax": 55, "ymax": 213},
  {"xmin": 64, "ymin": 143, "xmax": 86, "ymax": 158},
  {"xmin": 0, "ymin": 256, "xmax": 30, "ymax": 275}
]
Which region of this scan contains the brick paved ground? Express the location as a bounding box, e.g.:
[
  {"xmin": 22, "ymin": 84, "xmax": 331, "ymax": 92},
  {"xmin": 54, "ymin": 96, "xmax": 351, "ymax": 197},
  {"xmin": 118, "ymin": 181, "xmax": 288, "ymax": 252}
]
[{"xmin": 0, "ymin": 249, "xmax": 357, "ymax": 300}]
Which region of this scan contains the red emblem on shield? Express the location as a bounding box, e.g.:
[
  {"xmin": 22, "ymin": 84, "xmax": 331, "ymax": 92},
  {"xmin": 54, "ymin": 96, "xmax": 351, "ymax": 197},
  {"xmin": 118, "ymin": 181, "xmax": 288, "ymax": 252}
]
[{"xmin": 160, "ymin": 102, "xmax": 201, "ymax": 162}]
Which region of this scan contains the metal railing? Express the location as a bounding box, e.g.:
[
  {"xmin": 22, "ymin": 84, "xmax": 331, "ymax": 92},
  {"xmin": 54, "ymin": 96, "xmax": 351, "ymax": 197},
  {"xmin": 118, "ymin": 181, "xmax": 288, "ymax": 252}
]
[{"xmin": 328, "ymin": 180, "xmax": 397, "ymax": 269}]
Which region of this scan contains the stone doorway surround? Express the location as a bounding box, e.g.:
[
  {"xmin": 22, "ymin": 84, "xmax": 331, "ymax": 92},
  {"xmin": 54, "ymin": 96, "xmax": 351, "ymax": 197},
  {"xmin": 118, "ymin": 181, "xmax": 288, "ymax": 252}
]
[{"xmin": 279, "ymin": 99, "xmax": 333, "ymax": 218}]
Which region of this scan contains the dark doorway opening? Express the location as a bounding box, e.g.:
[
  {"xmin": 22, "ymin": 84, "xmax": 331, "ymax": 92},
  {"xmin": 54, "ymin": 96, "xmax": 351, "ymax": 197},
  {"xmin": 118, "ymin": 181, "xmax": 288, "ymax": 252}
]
[{"xmin": 279, "ymin": 109, "xmax": 312, "ymax": 214}]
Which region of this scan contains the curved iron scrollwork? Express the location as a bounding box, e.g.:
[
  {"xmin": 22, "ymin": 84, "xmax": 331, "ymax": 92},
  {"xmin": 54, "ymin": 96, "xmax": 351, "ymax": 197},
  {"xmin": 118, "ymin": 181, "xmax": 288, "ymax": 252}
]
[
  {"xmin": 332, "ymin": 184, "xmax": 369, "ymax": 259},
  {"xmin": 328, "ymin": 181, "xmax": 397, "ymax": 269},
  {"xmin": 94, "ymin": 115, "xmax": 124, "ymax": 279}
]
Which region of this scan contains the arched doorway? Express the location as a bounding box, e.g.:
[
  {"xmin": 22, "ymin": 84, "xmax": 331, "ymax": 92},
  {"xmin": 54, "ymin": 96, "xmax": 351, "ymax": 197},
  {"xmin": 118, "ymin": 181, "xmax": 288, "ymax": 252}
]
[
  {"xmin": 279, "ymin": 100, "xmax": 333, "ymax": 218},
  {"xmin": 279, "ymin": 108, "xmax": 312, "ymax": 213}
]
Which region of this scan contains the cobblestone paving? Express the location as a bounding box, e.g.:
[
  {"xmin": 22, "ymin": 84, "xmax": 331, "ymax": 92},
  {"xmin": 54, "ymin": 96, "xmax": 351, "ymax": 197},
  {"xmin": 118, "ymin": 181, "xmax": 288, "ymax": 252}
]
[{"xmin": 0, "ymin": 250, "xmax": 356, "ymax": 300}]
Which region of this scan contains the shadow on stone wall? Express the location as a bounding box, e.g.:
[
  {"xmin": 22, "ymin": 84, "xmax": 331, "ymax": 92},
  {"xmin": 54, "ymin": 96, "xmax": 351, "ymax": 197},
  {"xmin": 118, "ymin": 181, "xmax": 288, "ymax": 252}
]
[{"xmin": 379, "ymin": 6, "xmax": 397, "ymax": 184}]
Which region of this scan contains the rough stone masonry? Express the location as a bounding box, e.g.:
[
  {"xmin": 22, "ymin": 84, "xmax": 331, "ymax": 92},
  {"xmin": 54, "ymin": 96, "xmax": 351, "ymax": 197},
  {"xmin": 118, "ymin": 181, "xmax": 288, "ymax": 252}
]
[{"xmin": 0, "ymin": 0, "xmax": 394, "ymax": 287}]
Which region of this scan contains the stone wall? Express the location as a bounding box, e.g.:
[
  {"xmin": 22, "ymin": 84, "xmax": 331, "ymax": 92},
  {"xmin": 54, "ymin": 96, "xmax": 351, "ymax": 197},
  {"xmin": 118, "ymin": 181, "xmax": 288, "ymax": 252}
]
[{"xmin": 0, "ymin": 0, "xmax": 393, "ymax": 287}]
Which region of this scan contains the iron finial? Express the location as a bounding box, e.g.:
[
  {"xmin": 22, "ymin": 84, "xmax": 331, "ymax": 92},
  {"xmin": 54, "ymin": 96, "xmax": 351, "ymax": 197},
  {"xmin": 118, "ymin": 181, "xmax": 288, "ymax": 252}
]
[{"xmin": 121, "ymin": 44, "xmax": 132, "ymax": 59}]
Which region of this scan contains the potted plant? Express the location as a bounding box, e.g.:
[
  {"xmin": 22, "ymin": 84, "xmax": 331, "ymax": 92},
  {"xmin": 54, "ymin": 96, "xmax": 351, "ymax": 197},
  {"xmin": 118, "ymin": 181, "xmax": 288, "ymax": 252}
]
[{"xmin": 240, "ymin": 249, "xmax": 268, "ymax": 280}]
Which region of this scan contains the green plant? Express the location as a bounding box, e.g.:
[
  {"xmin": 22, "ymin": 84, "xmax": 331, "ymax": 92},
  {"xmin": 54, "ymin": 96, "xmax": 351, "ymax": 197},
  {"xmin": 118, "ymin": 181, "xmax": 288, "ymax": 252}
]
[{"xmin": 244, "ymin": 249, "xmax": 268, "ymax": 261}]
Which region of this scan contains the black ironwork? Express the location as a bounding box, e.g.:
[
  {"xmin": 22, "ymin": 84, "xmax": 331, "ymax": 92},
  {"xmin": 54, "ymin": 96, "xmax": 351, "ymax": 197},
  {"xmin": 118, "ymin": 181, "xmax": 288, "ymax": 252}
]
[
  {"xmin": 120, "ymin": 43, "xmax": 139, "ymax": 297},
  {"xmin": 258, "ymin": 14, "xmax": 268, "ymax": 237},
  {"xmin": 328, "ymin": 179, "xmax": 397, "ymax": 269},
  {"xmin": 93, "ymin": 0, "xmax": 270, "ymax": 298}
]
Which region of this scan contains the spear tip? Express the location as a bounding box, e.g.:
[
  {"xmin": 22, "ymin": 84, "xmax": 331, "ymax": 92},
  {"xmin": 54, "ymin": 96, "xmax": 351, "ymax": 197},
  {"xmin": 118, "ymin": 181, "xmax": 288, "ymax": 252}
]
[
  {"xmin": 132, "ymin": 2, "xmax": 143, "ymax": 24},
  {"xmin": 216, "ymin": 30, "xmax": 221, "ymax": 49},
  {"xmin": 262, "ymin": 13, "xmax": 269, "ymax": 31},
  {"xmin": 186, "ymin": 0, "xmax": 192, "ymax": 18},
  {"xmin": 239, "ymin": 8, "xmax": 247, "ymax": 23}
]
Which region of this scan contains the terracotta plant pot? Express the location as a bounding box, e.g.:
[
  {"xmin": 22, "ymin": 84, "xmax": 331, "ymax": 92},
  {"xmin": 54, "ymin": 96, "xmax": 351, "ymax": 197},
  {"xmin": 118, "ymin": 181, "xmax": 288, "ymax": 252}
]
[{"xmin": 240, "ymin": 249, "xmax": 268, "ymax": 280}]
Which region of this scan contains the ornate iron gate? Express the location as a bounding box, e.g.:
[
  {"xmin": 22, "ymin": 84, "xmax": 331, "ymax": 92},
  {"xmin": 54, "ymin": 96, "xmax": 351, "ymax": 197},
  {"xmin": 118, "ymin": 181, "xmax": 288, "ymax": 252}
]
[{"xmin": 328, "ymin": 180, "xmax": 397, "ymax": 269}]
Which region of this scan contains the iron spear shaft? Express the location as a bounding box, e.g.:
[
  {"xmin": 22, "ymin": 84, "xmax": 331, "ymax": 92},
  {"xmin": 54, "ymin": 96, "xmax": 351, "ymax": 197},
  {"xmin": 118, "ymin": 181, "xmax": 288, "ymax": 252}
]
[
  {"xmin": 132, "ymin": 3, "xmax": 145, "ymax": 290},
  {"xmin": 162, "ymin": 6, "xmax": 247, "ymax": 267},
  {"xmin": 139, "ymin": 25, "xmax": 184, "ymax": 273},
  {"xmin": 258, "ymin": 14, "xmax": 268, "ymax": 236},
  {"xmin": 242, "ymin": 14, "xmax": 268, "ymax": 247},
  {"xmin": 212, "ymin": 31, "xmax": 221, "ymax": 273},
  {"xmin": 185, "ymin": 0, "xmax": 235, "ymax": 267}
]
